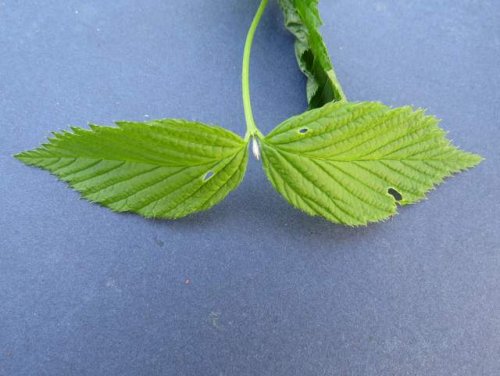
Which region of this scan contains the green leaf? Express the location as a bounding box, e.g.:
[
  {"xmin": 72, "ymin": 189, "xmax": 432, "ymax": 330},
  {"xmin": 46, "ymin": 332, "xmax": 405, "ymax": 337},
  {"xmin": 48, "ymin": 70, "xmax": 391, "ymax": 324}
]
[
  {"xmin": 260, "ymin": 101, "xmax": 482, "ymax": 226},
  {"xmin": 278, "ymin": 0, "xmax": 345, "ymax": 108},
  {"xmin": 16, "ymin": 120, "xmax": 248, "ymax": 219}
]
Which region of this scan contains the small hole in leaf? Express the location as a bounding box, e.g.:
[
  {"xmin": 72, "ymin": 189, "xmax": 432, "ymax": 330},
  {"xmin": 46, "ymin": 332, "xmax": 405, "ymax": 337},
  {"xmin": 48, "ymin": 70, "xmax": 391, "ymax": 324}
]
[
  {"xmin": 203, "ymin": 171, "xmax": 214, "ymax": 181},
  {"xmin": 299, "ymin": 128, "xmax": 309, "ymax": 134},
  {"xmin": 388, "ymin": 188, "xmax": 403, "ymax": 201}
]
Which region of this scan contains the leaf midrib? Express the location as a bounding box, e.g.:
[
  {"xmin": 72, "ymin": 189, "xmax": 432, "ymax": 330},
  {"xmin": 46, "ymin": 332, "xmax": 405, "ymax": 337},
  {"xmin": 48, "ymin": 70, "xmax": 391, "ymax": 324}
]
[
  {"xmin": 21, "ymin": 144, "xmax": 247, "ymax": 168},
  {"xmin": 263, "ymin": 143, "xmax": 458, "ymax": 163}
]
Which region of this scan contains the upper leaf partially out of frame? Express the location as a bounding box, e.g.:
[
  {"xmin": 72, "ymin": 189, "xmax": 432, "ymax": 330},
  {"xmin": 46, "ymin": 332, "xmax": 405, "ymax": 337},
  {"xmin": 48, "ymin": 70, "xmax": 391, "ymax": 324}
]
[
  {"xmin": 16, "ymin": 120, "xmax": 248, "ymax": 219},
  {"xmin": 261, "ymin": 101, "xmax": 482, "ymax": 226},
  {"xmin": 278, "ymin": 0, "xmax": 345, "ymax": 108}
]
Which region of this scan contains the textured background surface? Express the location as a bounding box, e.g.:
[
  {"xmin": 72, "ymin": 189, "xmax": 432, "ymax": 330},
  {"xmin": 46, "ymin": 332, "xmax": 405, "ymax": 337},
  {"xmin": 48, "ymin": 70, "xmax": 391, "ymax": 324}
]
[{"xmin": 1, "ymin": 1, "xmax": 499, "ymax": 375}]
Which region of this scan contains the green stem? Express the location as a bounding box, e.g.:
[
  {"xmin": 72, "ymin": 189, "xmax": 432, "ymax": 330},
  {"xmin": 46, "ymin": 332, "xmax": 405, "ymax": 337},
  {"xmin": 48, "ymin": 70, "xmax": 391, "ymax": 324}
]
[{"xmin": 242, "ymin": 0, "xmax": 268, "ymax": 140}]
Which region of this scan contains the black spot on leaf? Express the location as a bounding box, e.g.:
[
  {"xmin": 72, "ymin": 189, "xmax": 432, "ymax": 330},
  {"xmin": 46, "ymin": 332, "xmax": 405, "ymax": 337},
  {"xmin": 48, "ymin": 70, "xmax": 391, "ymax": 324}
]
[{"xmin": 388, "ymin": 188, "xmax": 403, "ymax": 201}]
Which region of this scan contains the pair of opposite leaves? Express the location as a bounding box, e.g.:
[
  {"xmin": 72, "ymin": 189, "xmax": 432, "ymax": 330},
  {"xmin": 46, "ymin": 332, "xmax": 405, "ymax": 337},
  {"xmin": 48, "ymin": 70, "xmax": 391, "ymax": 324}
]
[{"xmin": 16, "ymin": 0, "xmax": 482, "ymax": 226}]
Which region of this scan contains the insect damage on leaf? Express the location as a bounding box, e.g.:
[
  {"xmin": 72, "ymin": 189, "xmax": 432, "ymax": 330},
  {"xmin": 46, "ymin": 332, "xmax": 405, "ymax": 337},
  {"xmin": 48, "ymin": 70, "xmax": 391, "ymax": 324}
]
[{"xmin": 278, "ymin": 0, "xmax": 346, "ymax": 108}]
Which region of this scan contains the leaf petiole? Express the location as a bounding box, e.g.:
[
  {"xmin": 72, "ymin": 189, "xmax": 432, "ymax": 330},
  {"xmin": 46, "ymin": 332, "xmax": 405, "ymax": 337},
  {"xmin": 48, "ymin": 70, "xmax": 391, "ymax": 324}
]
[{"xmin": 242, "ymin": 0, "xmax": 268, "ymax": 142}]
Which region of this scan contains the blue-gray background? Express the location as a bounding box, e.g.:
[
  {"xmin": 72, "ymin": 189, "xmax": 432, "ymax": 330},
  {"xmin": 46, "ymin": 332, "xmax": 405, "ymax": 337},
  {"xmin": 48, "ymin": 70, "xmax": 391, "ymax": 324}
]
[{"xmin": 1, "ymin": 0, "xmax": 499, "ymax": 375}]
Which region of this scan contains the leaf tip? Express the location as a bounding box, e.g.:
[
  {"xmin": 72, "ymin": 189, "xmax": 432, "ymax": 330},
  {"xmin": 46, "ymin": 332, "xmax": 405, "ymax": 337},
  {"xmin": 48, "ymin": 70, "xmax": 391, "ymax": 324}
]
[
  {"xmin": 14, "ymin": 149, "xmax": 39, "ymax": 167},
  {"xmin": 13, "ymin": 151, "xmax": 27, "ymax": 162},
  {"xmin": 467, "ymin": 152, "xmax": 484, "ymax": 168}
]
